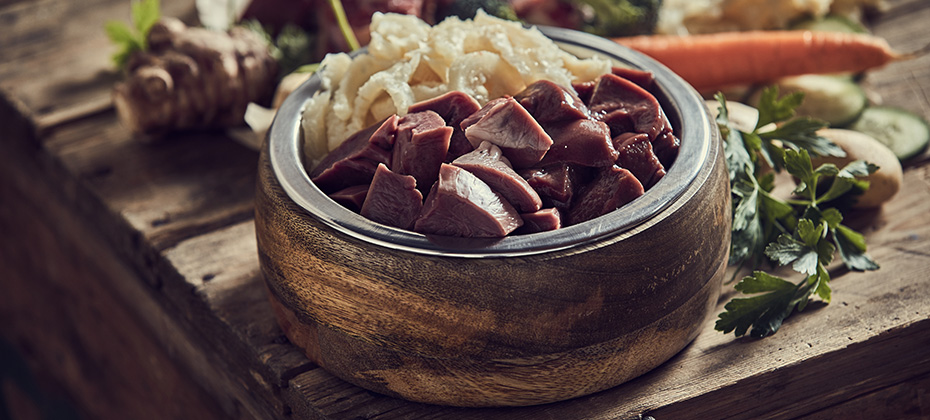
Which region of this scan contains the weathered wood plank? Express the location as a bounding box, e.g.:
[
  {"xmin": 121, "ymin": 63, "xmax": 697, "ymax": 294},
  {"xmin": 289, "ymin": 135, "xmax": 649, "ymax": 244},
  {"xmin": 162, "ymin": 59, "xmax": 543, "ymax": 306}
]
[
  {"xmin": 18, "ymin": 109, "xmax": 307, "ymax": 415},
  {"xmin": 0, "ymin": 0, "xmax": 196, "ymax": 131},
  {"xmin": 798, "ymin": 370, "xmax": 930, "ymax": 419},
  {"xmin": 41, "ymin": 111, "xmax": 259, "ymax": 253},
  {"xmin": 0, "ymin": 102, "xmax": 265, "ymax": 420},
  {"xmin": 281, "ymin": 157, "xmax": 930, "ymax": 419},
  {"xmin": 163, "ymin": 220, "xmax": 316, "ymax": 415},
  {"xmin": 1, "ymin": 0, "xmax": 929, "ymax": 418}
]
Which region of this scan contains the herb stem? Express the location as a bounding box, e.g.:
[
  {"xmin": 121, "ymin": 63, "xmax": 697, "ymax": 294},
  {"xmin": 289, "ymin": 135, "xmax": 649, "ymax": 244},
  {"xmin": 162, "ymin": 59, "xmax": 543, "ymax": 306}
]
[{"xmin": 328, "ymin": 0, "xmax": 360, "ymax": 51}]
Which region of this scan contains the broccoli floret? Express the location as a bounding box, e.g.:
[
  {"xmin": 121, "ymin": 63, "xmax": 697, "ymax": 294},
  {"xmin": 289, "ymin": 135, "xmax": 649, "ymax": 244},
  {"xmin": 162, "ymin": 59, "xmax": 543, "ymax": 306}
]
[
  {"xmin": 576, "ymin": 0, "xmax": 661, "ymax": 37},
  {"xmin": 435, "ymin": 0, "xmax": 519, "ymax": 22}
]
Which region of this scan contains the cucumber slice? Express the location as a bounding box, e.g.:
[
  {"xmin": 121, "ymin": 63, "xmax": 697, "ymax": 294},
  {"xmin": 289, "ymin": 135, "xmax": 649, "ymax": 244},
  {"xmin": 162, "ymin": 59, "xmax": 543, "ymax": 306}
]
[
  {"xmin": 849, "ymin": 106, "xmax": 930, "ymax": 160},
  {"xmin": 754, "ymin": 75, "xmax": 868, "ymax": 127},
  {"xmin": 790, "ymin": 15, "xmax": 869, "ymax": 34}
]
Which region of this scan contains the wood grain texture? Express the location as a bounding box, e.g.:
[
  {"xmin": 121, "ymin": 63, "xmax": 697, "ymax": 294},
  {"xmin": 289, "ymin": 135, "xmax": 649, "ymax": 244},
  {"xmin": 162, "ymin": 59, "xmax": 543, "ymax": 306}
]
[
  {"xmin": 0, "ymin": 102, "xmax": 233, "ymax": 420},
  {"xmin": 282, "ymin": 159, "xmax": 930, "ymax": 419},
  {"xmin": 0, "ymin": 0, "xmax": 928, "ymax": 417},
  {"xmin": 254, "ymin": 106, "xmax": 732, "ymax": 406}
]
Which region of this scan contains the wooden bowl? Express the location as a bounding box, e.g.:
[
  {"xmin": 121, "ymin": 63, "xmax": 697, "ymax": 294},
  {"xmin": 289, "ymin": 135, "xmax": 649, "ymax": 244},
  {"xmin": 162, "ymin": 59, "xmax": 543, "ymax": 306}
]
[{"xmin": 255, "ymin": 27, "xmax": 730, "ymax": 407}]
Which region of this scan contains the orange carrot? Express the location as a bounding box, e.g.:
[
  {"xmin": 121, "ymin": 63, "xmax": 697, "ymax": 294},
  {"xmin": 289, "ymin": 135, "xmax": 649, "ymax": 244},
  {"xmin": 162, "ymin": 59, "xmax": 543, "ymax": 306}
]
[{"xmin": 613, "ymin": 30, "xmax": 903, "ymax": 92}]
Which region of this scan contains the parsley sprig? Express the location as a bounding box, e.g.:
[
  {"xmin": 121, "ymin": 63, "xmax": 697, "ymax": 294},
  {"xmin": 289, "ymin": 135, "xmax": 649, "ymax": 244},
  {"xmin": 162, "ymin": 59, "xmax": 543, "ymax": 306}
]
[
  {"xmin": 104, "ymin": 0, "xmax": 161, "ymax": 70},
  {"xmin": 713, "ymin": 88, "xmax": 880, "ymax": 338}
]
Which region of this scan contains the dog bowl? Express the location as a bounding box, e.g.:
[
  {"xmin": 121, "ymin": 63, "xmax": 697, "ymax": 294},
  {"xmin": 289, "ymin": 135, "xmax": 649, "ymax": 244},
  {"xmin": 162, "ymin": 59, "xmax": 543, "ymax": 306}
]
[{"xmin": 255, "ymin": 26, "xmax": 730, "ymax": 407}]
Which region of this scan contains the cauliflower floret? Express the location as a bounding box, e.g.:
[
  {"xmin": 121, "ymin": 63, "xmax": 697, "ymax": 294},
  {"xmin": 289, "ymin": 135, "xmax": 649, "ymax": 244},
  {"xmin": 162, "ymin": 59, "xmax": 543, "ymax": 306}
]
[{"xmin": 657, "ymin": 0, "xmax": 885, "ymax": 35}]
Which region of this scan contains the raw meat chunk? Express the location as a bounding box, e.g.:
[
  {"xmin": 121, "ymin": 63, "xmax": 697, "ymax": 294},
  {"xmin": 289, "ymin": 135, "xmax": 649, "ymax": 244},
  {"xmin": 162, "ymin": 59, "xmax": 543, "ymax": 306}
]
[
  {"xmin": 566, "ymin": 165, "xmax": 644, "ymax": 225},
  {"xmin": 613, "ymin": 132, "xmax": 666, "ymax": 189},
  {"xmin": 392, "ymin": 111, "xmax": 453, "ymax": 194},
  {"xmin": 414, "ymin": 164, "xmax": 523, "ymax": 237},
  {"xmin": 408, "ymin": 91, "xmax": 481, "ymax": 161},
  {"xmin": 538, "ymin": 118, "xmax": 618, "ymax": 167},
  {"xmin": 514, "ymin": 79, "xmax": 589, "ymax": 123},
  {"xmin": 361, "ymin": 163, "xmax": 423, "ymax": 230},
  {"xmin": 517, "ymin": 207, "xmax": 562, "ymax": 234},
  {"xmin": 310, "ymin": 115, "xmax": 398, "ymax": 193},
  {"xmin": 461, "ymin": 97, "xmax": 553, "ymax": 168}
]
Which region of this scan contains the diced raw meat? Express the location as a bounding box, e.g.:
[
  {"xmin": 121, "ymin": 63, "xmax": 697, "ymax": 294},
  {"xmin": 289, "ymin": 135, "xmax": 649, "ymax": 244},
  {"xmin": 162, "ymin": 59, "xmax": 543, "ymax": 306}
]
[
  {"xmin": 360, "ymin": 163, "xmax": 423, "ymax": 230},
  {"xmin": 392, "ymin": 111, "xmax": 453, "ymax": 195},
  {"xmin": 461, "ymin": 97, "xmax": 553, "ymax": 168},
  {"xmin": 610, "ymin": 67, "xmax": 655, "ymax": 90},
  {"xmin": 309, "ymin": 115, "xmax": 398, "ymax": 193},
  {"xmin": 408, "ymin": 91, "xmax": 481, "ymax": 161},
  {"xmin": 329, "ymin": 184, "xmax": 369, "ymax": 211},
  {"xmin": 538, "ymin": 118, "xmax": 618, "ymax": 167},
  {"xmin": 520, "ymin": 163, "xmax": 590, "ymax": 208},
  {"xmin": 517, "ymin": 207, "xmax": 562, "ymax": 234},
  {"xmin": 652, "ymin": 130, "xmax": 680, "ymax": 169},
  {"xmin": 572, "ymin": 80, "xmax": 596, "ymax": 105},
  {"xmin": 613, "ymin": 132, "xmax": 666, "ymax": 189},
  {"xmin": 514, "ymin": 80, "xmax": 589, "ymax": 123},
  {"xmin": 414, "ymin": 164, "xmax": 523, "ymax": 237},
  {"xmin": 566, "ymin": 165, "xmax": 644, "ymax": 225},
  {"xmin": 453, "ymin": 141, "xmax": 542, "ymax": 213},
  {"xmin": 369, "ymin": 113, "xmax": 400, "ymax": 149},
  {"xmin": 588, "ymin": 73, "xmax": 672, "ymax": 141}
]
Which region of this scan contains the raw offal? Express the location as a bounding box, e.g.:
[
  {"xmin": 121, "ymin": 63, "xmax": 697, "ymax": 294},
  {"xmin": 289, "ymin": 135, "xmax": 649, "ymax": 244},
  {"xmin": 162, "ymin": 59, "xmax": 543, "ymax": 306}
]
[
  {"xmin": 309, "ymin": 69, "xmax": 679, "ymax": 238},
  {"xmin": 414, "ymin": 164, "xmax": 524, "ymax": 237}
]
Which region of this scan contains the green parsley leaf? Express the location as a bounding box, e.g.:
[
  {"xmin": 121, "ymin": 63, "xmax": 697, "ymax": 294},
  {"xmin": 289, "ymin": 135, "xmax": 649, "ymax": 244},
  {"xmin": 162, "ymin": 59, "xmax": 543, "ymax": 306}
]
[
  {"xmin": 716, "ymin": 93, "xmax": 755, "ymax": 181},
  {"xmin": 716, "ymin": 271, "xmax": 800, "ymax": 337},
  {"xmin": 714, "ymin": 89, "xmax": 880, "ymax": 339},
  {"xmin": 104, "ymin": 20, "xmax": 137, "ymax": 45},
  {"xmin": 132, "ymin": 0, "xmax": 161, "ymax": 40},
  {"xmin": 764, "ymin": 234, "xmax": 807, "ymax": 266},
  {"xmin": 761, "ymin": 118, "xmax": 842, "ymax": 158},
  {"xmin": 785, "ymin": 149, "xmax": 816, "ymax": 200},
  {"xmin": 755, "ymin": 86, "xmax": 804, "ymax": 129},
  {"xmin": 834, "ymin": 224, "xmax": 880, "ymax": 271},
  {"xmin": 808, "ymin": 265, "xmax": 832, "ymax": 306},
  {"xmin": 797, "ymin": 218, "xmax": 824, "ymax": 247},
  {"xmin": 820, "ymin": 208, "xmax": 843, "ymax": 229},
  {"xmin": 104, "ymin": 0, "xmax": 161, "ymax": 70},
  {"xmin": 817, "ymin": 160, "xmax": 877, "ymax": 204}
]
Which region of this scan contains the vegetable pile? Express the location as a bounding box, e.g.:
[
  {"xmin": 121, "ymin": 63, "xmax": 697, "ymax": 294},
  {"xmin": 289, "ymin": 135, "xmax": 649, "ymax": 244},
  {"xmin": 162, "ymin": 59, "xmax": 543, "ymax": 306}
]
[
  {"xmin": 676, "ymin": 14, "xmax": 928, "ymax": 338},
  {"xmin": 710, "ymin": 87, "xmax": 901, "ymax": 338}
]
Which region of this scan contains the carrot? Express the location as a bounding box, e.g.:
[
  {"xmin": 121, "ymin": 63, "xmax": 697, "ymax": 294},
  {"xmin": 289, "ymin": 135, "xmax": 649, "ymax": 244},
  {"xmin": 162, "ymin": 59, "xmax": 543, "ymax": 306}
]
[{"xmin": 613, "ymin": 30, "xmax": 904, "ymax": 92}]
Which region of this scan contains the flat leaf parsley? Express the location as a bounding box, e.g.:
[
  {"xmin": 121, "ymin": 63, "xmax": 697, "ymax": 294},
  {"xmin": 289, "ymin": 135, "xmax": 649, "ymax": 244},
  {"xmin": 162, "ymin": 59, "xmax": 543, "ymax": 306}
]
[
  {"xmin": 104, "ymin": 0, "xmax": 161, "ymax": 70},
  {"xmin": 713, "ymin": 88, "xmax": 880, "ymax": 338}
]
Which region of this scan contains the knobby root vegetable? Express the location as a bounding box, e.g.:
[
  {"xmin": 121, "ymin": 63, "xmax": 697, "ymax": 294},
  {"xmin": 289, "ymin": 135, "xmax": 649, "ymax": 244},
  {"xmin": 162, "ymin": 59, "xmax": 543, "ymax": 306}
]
[
  {"xmin": 614, "ymin": 30, "xmax": 903, "ymax": 91},
  {"xmin": 113, "ymin": 17, "xmax": 278, "ymax": 136}
]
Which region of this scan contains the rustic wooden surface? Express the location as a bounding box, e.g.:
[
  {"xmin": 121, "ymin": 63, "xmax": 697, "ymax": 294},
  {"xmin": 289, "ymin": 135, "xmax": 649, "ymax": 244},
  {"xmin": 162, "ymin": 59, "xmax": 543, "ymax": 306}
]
[{"xmin": 1, "ymin": 0, "xmax": 929, "ymax": 419}]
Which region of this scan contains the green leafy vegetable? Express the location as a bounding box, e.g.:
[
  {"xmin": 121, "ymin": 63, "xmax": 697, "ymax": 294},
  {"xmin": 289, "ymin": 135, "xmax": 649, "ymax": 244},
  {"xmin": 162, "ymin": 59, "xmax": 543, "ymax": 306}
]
[
  {"xmin": 104, "ymin": 0, "xmax": 161, "ymax": 70},
  {"xmin": 714, "ymin": 87, "xmax": 880, "ymax": 338},
  {"xmin": 575, "ymin": 0, "xmax": 661, "ymax": 37},
  {"xmin": 435, "ymin": 0, "xmax": 519, "ymax": 21},
  {"xmin": 243, "ymin": 21, "xmax": 318, "ymax": 80}
]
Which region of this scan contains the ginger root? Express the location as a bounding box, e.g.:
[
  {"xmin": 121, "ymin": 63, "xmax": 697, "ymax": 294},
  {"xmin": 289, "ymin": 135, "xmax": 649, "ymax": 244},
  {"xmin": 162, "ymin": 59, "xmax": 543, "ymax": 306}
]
[{"xmin": 113, "ymin": 17, "xmax": 278, "ymax": 136}]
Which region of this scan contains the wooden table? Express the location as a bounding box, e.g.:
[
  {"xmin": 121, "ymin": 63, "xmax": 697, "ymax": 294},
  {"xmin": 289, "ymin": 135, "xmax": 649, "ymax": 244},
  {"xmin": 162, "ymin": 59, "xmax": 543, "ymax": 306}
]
[{"xmin": 1, "ymin": 1, "xmax": 928, "ymax": 418}]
